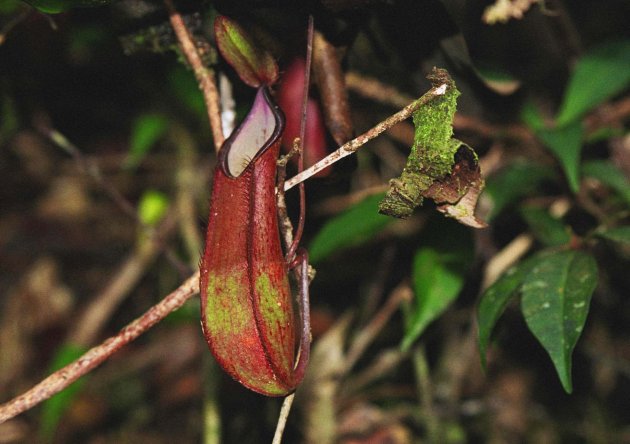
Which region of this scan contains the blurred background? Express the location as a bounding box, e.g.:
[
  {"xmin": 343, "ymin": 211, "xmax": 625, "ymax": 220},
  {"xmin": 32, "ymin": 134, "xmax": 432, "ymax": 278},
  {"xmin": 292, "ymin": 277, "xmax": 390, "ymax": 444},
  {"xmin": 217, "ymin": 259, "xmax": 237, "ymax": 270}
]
[{"xmin": 1, "ymin": 0, "xmax": 629, "ymax": 442}]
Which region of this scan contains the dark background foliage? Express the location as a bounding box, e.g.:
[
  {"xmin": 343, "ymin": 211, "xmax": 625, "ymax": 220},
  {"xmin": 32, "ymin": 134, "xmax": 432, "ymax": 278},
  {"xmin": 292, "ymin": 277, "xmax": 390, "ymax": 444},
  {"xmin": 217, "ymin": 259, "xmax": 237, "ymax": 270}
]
[{"xmin": 1, "ymin": 0, "xmax": 629, "ymax": 443}]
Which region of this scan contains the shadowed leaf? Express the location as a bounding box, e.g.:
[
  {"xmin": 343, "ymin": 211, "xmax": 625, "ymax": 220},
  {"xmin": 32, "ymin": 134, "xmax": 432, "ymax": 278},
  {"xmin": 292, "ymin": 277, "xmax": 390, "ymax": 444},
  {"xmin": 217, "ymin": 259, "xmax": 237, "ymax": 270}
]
[
  {"xmin": 520, "ymin": 250, "xmax": 598, "ymax": 393},
  {"xmin": 477, "ymin": 253, "xmax": 542, "ymax": 368},
  {"xmin": 403, "ymin": 219, "xmax": 472, "ymax": 350},
  {"xmin": 126, "ymin": 113, "xmax": 169, "ymax": 169},
  {"xmin": 401, "ymin": 248, "xmax": 464, "ymax": 351},
  {"xmin": 483, "ymin": 162, "xmax": 555, "ymax": 220},
  {"xmin": 583, "ymin": 160, "xmax": 630, "ymax": 206},
  {"xmin": 597, "ymin": 226, "xmax": 630, "ymax": 245},
  {"xmin": 308, "ymin": 193, "xmax": 392, "ymax": 264},
  {"xmin": 40, "ymin": 344, "xmax": 88, "ymax": 438},
  {"xmin": 556, "ymin": 39, "xmax": 630, "ymax": 126},
  {"xmin": 520, "ymin": 206, "xmax": 571, "ymax": 247},
  {"xmin": 535, "ymin": 121, "xmax": 584, "ymax": 193},
  {"xmin": 23, "ymin": 0, "xmax": 111, "ymax": 14}
]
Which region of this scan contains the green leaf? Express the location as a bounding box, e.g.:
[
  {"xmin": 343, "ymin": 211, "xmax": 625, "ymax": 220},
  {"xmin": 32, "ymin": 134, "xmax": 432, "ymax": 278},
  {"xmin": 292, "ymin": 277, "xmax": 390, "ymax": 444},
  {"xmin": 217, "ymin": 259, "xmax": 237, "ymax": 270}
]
[
  {"xmin": 401, "ymin": 247, "xmax": 465, "ymax": 351},
  {"xmin": 23, "ymin": 0, "xmax": 112, "ymax": 14},
  {"xmin": 597, "ymin": 226, "xmax": 630, "ymax": 245},
  {"xmin": 483, "ymin": 162, "xmax": 554, "ymax": 220},
  {"xmin": 308, "ymin": 193, "xmax": 392, "ymax": 264},
  {"xmin": 520, "ymin": 206, "xmax": 571, "ymax": 247},
  {"xmin": 0, "ymin": 0, "xmax": 21, "ymax": 13},
  {"xmin": 477, "ymin": 253, "xmax": 542, "ymax": 368},
  {"xmin": 125, "ymin": 113, "xmax": 169, "ymax": 169},
  {"xmin": 40, "ymin": 344, "xmax": 88, "ymax": 438},
  {"xmin": 583, "ymin": 160, "xmax": 630, "ymax": 206},
  {"xmin": 401, "ymin": 219, "xmax": 472, "ymax": 350},
  {"xmin": 168, "ymin": 67, "xmax": 206, "ymax": 119},
  {"xmin": 535, "ymin": 121, "xmax": 584, "ymax": 193},
  {"xmin": 137, "ymin": 190, "xmax": 169, "ymax": 227},
  {"xmin": 520, "ymin": 250, "xmax": 598, "ymax": 393},
  {"xmin": 556, "ymin": 40, "xmax": 630, "ymax": 126}
]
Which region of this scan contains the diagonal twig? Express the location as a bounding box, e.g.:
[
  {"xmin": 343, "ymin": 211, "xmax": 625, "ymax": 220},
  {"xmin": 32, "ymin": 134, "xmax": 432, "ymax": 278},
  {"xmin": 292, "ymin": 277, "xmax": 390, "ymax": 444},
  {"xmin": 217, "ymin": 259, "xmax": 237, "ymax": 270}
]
[
  {"xmin": 164, "ymin": 0, "xmax": 224, "ymax": 152},
  {"xmin": 283, "ymin": 82, "xmax": 448, "ymax": 191},
  {"xmin": 0, "ymin": 272, "xmax": 200, "ymax": 424}
]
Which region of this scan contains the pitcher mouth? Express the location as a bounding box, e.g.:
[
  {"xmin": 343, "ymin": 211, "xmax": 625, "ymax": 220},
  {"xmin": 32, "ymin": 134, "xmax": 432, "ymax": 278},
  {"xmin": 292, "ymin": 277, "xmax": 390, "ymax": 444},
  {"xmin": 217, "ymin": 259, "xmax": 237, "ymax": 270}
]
[{"xmin": 218, "ymin": 86, "xmax": 285, "ymax": 178}]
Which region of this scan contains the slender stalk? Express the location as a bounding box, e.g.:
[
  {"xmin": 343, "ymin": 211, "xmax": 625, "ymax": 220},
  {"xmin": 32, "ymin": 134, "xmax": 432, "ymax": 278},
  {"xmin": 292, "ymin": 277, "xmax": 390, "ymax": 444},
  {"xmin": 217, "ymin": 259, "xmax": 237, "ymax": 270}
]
[
  {"xmin": 68, "ymin": 210, "xmax": 178, "ymax": 346},
  {"xmin": 0, "ymin": 5, "xmax": 31, "ymax": 46},
  {"xmin": 0, "ymin": 272, "xmax": 200, "ymax": 424},
  {"xmin": 287, "ymin": 15, "xmax": 314, "ymax": 261},
  {"xmin": 274, "ymin": 17, "xmax": 315, "ymax": 444},
  {"xmin": 272, "ymin": 394, "xmax": 296, "ymax": 444},
  {"xmin": 413, "ymin": 345, "xmax": 441, "ymax": 443},
  {"xmin": 45, "ymin": 128, "xmax": 139, "ymax": 222},
  {"xmin": 164, "ymin": 0, "xmax": 224, "ymax": 152},
  {"xmin": 342, "ymin": 283, "xmax": 411, "ymax": 375},
  {"xmin": 284, "ymin": 83, "xmax": 448, "ymax": 191}
]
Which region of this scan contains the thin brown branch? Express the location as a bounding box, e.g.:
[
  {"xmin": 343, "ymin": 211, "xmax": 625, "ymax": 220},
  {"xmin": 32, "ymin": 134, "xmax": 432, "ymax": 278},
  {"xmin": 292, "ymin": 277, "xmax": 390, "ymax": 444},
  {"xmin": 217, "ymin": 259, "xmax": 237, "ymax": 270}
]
[
  {"xmin": 44, "ymin": 128, "xmax": 139, "ymax": 222},
  {"xmin": 346, "ymin": 71, "xmax": 534, "ymax": 142},
  {"xmin": 284, "ymin": 82, "xmax": 449, "ymax": 191},
  {"xmin": 413, "ymin": 345, "xmax": 441, "ymax": 442},
  {"xmin": 68, "ymin": 210, "xmax": 179, "ymax": 346},
  {"xmin": 346, "ymin": 71, "xmax": 414, "ymax": 108},
  {"xmin": 0, "ymin": 272, "xmax": 200, "ymax": 424},
  {"xmin": 171, "ymin": 124, "xmax": 204, "ymax": 265},
  {"xmin": 274, "ymin": 20, "xmax": 315, "ymax": 443},
  {"xmin": 348, "ymin": 70, "xmax": 630, "ymax": 144},
  {"xmin": 276, "ymin": 139, "xmax": 301, "ymax": 251},
  {"xmin": 286, "ymin": 14, "xmax": 314, "ymax": 261},
  {"xmin": 342, "ymin": 283, "xmax": 412, "ymax": 375},
  {"xmin": 164, "ymin": 0, "xmax": 224, "ymax": 152}
]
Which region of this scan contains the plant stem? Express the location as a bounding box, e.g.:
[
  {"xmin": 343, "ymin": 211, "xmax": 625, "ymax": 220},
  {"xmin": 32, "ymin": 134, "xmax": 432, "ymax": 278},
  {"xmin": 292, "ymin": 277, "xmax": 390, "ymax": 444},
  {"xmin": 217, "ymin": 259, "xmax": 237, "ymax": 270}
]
[
  {"xmin": 413, "ymin": 345, "xmax": 441, "ymax": 443},
  {"xmin": 283, "ymin": 82, "xmax": 448, "ymax": 191},
  {"xmin": 342, "ymin": 283, "xmax": 411, "ymax": 375},
  {"xmin": 272, "ymin": 394, "xmax": 296, "ymax": 444},
  {"xmin": 286, "ymin": 14, "xmax": 314, "ymax": 261},
  {"xmin": 164, "ymin": 0, "xmax": 224, "ymax": 152},
  {"xmin": 0, "ymin": 272, "xmax": 200, "ymax": 424}
]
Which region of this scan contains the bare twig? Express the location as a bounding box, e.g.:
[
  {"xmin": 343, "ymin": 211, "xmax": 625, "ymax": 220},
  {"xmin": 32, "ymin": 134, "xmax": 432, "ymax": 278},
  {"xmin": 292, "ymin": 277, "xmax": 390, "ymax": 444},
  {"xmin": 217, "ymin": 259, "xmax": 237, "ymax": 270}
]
[
  {"xmin": 358, "ymin": 245, "xmax": 397, "ymax": 324},
  {"xmin": 273, "ymin": 18, "xmax": 315, "ymax": 444},
  {"xmin": 0, "ymin": 5, "xmax": 31, "ymax": 46},
  {"xmin": 68, "ymin": 210, "xmax": 179, "ymax": 346},
  {"xmin": 342, "ymin": 283, "xmax": 412, "ymax": 375},
  {"xmin": 0, "ymin": 272, "xmax": 200, "ymax": 424},
  {"xmin": 481, "ymin": 234, "xmax": 533, "ymax": 290},
  {"xmin": 164, "ymin": 0, "xmax": 224, "ymax": 152},
  {"xmin": 346, "ymin": 71, "xmax": 534, "ymax": 142},
  {"xmin": 341, "ymin": 348, "xmax": 407, "ymax": 395},
  {"xmin": 284, "ymin": 83, "xmax": 448, "ymax": 191},
  {"xmin": 346, "ymin": 71, "xmax": 414, "ymax": 108},
  {"xmin": 286, "ymin": 15, "xmax": 314, "ymax": 261},
  {"xmin": 171, "ymin": 124, "xmax": 204, "ymax": 264},
  {"xmin": 44, "ymin": 128, "xmax": 139, "ymax": 222},
  {"xmin": 40, "ymin": 127, "xmax": 188, "ymax": 346},
  {"xmin": 413, "ymin": 346, "xmax": 441, "ymax": 443},
  {"xmin": 272, "ymin": 394, "xmax": 296, "ymax": 444}
]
